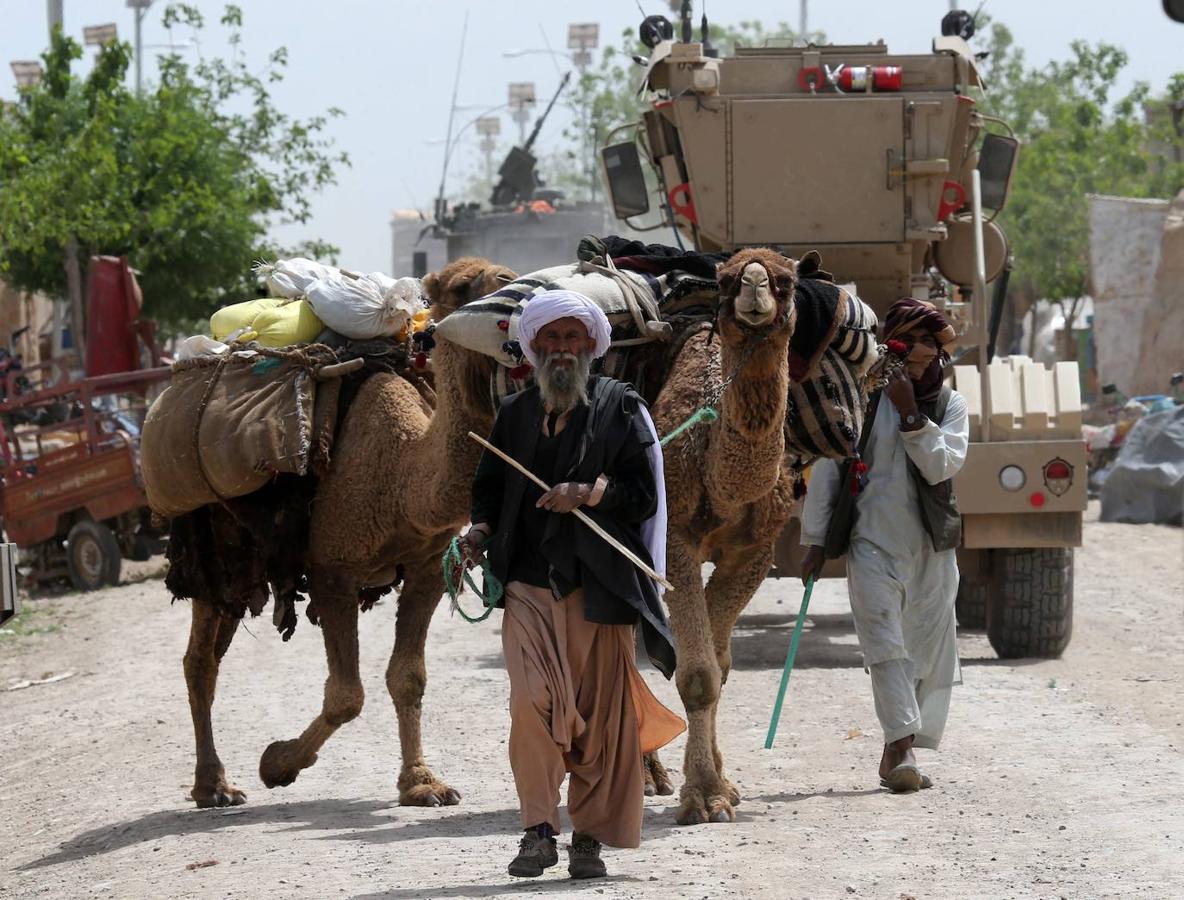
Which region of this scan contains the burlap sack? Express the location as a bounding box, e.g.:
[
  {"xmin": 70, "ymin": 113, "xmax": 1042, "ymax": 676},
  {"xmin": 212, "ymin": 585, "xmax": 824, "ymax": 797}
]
[{"xmin": 141, "ymin": 355, "xmax": 316, "ymax": 517}]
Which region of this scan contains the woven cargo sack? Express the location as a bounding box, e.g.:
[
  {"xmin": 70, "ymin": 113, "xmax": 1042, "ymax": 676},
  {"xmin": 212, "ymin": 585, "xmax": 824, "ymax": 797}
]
[
  {"xmin": 141, "ymin": 355, "xmax": 316, "ymax": 518},
  {"xmin": 433, "ymin": 262, "xmax": 669, "ymax": 366},
  {"xmin": 785, "ymin": 347, "xmax": 870, "ymax": 466}
]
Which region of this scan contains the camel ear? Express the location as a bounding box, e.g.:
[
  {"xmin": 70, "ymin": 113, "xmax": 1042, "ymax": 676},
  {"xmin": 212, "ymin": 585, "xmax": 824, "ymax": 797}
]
[
  {"xmin": 797, "ymin": 250, "xmax": 834, "ymax": 282},
  {"xmin": 715, "ymin": 260, "xmax": 737, "ymax": 293},
  {"xmin": 422, "ymin": 271, "xmax": 439, "ymax": 301}
]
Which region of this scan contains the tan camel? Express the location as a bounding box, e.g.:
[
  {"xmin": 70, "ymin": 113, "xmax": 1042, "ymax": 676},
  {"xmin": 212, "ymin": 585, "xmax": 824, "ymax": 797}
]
[
  {"xmin": 182, "ymin": 256, "xmax": 515, "ymax": 809},
  {"xmin": 647, "ymin": 247, "xmax": 799, "ymax": 825}
]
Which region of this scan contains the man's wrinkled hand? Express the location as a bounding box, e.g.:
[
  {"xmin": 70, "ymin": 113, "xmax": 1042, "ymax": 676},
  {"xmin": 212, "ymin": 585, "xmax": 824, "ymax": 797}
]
[
  {"xmin": 537, "ymin": 481, "xmax": 593, "ymax": 513},
  {"xmin": 800, "ymin": 544, "xmax": 825, "ymax": 587},
  {"xmin": 458, "ymin": 527, "xmax": 489, "ymax": 570},
  {"xmin": 884, "ymin": 369, "xmax": 918, "ymax": 415}
]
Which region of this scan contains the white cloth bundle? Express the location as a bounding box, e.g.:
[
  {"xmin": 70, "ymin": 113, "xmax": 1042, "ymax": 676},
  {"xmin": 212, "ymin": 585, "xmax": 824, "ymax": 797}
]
[
  {"xmin": 303, "ymin": 274, "xmax": 424, "ymax": 340},
  {"xmin": 255, "ymin": 257, "xmax": 338, "ymax": 299}
]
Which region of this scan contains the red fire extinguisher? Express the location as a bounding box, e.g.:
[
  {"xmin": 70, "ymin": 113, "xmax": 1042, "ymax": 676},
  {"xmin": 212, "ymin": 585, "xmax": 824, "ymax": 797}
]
[{"xmin": 832, "ymin": 65, "xmax": 903, "ymax": 92}]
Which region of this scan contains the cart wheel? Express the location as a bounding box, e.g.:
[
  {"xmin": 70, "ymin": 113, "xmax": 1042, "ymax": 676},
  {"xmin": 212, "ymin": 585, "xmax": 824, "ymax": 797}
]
[{"xmin": 66, "ymin": 520, "xmax": 122, "ymax": 591}]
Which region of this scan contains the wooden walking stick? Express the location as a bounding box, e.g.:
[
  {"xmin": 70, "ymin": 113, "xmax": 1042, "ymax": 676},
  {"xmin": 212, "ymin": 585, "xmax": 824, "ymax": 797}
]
[
  {"xmin": 467, "ymin": 432, "xmax": 674, "ymax": 592},
  {"xmin": 764, "ymin": 575, "xmax": 815, "ymax": 749}
]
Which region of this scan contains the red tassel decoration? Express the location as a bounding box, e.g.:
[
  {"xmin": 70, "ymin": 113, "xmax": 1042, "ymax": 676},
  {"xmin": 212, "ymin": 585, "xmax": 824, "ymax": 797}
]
[
  {"xmin": 508, "ymin": 363, "xmax": 533, "ymax": 380},
  {"xmin": 496, "ymin": 319, "xmax": 510, "ymax": 331},
  {"xmin": 414, "ymin": 352, "xmax": 428, "ymax": 369},
  {"xmin": 886, "ymin": 339, "xmax": 908, "ymax": 356}
]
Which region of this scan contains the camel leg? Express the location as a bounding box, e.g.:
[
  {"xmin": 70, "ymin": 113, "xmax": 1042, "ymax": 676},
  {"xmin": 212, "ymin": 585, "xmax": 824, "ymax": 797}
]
[
  {"xmin": 666, "ymin": 538, "xmax": 731, "ymax": 825},
  {"xmin": 259, "ymin": 574, "xmax": 363, "ymax": 789},
  {"xmin": 184, "ymin": 599, "xmax": 245, "ymax": 808},
  {"xmin": 385, "ymin": 560, "xmax": 460, "ymax": 807},
  {"xmin": 703, "ymin": 541, "xmax": 777, "ymax": 809},
  {"xmin": 643, "ymin": 751, "xmax": 675, "ymax": 797}
]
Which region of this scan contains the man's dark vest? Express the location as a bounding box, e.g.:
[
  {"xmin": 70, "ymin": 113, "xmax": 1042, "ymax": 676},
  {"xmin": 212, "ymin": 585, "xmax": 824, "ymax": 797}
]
[{"xmin": 868, "ymin": 384, "xmax": 962, "ymax": 553}]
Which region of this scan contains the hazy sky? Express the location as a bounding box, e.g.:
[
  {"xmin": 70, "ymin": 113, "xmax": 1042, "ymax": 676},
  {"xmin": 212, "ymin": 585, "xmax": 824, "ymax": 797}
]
[{"xmin": 3, "ymin": 1, "xmax": 1181, "ymax": 274}]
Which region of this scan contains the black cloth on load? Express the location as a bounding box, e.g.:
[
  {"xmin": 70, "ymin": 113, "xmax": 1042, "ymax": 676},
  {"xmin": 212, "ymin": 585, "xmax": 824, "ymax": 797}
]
[
  {"xmin": 579, "ymin": 234, "xmax": 730, "ymax": 280},
  {"xmin": 789, "ymin": 277, "xmax": 843, "ymax": 382}
]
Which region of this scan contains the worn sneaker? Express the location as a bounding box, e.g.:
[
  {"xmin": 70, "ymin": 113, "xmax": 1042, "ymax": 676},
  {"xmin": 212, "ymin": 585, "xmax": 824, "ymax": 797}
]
[
  {"xmin": 508, "ymin": 830, "xmax": 559, "ymax": 878},
  {"xmin": 567, "ymin": 832, "xmax": 607, "ymax": 879}
]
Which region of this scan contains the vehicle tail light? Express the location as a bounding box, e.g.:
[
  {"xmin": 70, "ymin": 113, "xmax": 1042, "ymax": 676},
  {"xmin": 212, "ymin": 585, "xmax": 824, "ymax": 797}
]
[{"xmin": 1044, "ymin": 460, "xmax": 1072, "ymax": 481}]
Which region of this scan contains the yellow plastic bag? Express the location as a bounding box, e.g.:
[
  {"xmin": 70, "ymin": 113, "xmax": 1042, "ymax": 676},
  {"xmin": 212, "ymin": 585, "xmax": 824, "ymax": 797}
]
[
  {"xmin": 396, "ymin": 308, "xmax": 433, "ymax": 342},
  {"xmin": 210, "ymin": 297, "xmax": 325, "ymax": 347}
]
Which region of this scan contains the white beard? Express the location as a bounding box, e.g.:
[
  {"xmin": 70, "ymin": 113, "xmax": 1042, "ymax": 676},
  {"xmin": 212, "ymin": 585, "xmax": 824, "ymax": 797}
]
[{"xmin": 536, "ymin": 349, "xmax": 592, "ymax": 411}]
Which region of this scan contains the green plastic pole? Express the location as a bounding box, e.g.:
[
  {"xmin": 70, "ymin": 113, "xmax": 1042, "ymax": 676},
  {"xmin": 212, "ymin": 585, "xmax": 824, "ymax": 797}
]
[{"xmin": 764, "ymin": 576, "xmax": 814, "ymax": 749}]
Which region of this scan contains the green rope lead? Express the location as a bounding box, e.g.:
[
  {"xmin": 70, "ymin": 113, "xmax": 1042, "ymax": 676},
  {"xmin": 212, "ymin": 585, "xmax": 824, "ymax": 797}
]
[
  {"xmin": 441, "ymin": 537, "xmax": 503, "ymax": 624},
  {"xmin": 765, "ymin": 576, "xmax": 814, "ymax": 749},
  {"xmin": 659, "ymin": 406, "xmax": 719, "ymax": 447}
]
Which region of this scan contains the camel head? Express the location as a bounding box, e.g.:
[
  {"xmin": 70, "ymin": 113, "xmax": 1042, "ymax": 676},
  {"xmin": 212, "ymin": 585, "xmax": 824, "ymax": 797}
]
[
  {"xmin": 423, "ymin": 256, "xmax": 516, "ymax": 319},
  {"xmin": 423, "ymin": 257, "xmax": 518, "ymax": 417},
  {"xmin": 715, "ymin": 248, "xmax": 797, "ymax": 346}
]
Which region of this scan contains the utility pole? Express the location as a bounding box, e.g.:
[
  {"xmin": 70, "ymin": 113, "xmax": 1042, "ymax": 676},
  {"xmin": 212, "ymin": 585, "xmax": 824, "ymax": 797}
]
[
  {"xmin": 476, "ymin": 116, "xmax": 501, "ymax": 186},
  {"xmin": 46, "ymin": 1, "xmax": 66, "ymax": 360},
  {"xmin": 127, "ymin": 0, "xmax": 153, "ymax": 94},
  {"xmin": 508, "ymin": 82, "xmax": 536, "ymax": 147},
  {"xmin": 568, "ymin": 23, "xmax": 599, "ymax": 201},
  {"xmin": 47, "ymin": 0, "xmax": 63, "ymax": 38}
]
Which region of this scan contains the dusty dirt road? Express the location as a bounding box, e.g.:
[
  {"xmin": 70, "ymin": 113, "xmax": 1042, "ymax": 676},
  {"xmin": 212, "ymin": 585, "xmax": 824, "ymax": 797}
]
[{"xmin": 2, "ymin": 504, "xmax": 1182, "ymax": 900}]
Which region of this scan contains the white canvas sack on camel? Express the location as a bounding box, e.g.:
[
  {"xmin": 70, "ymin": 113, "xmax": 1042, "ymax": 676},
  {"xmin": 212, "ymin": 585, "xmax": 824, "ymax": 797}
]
[
  {"xmin": 303, "ymin": 273, "xmax": 424, "ymax": 340},
  {"xmin": 255, "ymin": 257, "xmax": 339, "ymax": 299},
  {"xmin": 433, "ymin": 263, "xmax": 664, "ymax": 367}
]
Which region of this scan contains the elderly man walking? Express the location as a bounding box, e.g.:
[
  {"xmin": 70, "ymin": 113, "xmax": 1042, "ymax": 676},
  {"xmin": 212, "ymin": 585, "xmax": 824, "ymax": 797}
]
[
  {"xmin": 458, "ymin": 290, "xmax": 683, "ymax": 879},
  {"xmin": 800, "ymin": 297, "xmax": 969, "ymax": 793}
]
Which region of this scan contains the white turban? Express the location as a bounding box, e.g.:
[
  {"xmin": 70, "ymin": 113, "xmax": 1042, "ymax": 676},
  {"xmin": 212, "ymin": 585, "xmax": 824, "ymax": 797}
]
[{"xmin": 516, "ymin": 290, "xmax": 612, "ymax": 368}]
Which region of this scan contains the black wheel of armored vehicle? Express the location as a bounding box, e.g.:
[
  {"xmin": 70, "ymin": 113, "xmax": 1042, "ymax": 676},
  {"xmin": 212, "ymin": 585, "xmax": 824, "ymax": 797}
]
[
  {"xmin": 955, "ymin": 571, "xmax": 990, "ymax": 630},
  {"xmin": 986, "ymin": 547, "xmax": 1073, "ymax": 659}
]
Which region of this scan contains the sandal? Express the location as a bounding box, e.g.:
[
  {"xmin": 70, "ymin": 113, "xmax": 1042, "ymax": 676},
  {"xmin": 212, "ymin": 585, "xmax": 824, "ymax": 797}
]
[
  {"xmin": 879, "ymin": 771, "xmax": 933, "ymax": 790},
  {"xmin": 882, "ymin": 763, "xmax": 923, "ymax": 793}
]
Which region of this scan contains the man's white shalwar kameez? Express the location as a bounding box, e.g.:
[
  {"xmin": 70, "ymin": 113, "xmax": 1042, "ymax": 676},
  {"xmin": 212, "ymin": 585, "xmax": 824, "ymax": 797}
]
[{"xmin": 802, "ymin": 391, "xmax": 969, "ymax": 748}]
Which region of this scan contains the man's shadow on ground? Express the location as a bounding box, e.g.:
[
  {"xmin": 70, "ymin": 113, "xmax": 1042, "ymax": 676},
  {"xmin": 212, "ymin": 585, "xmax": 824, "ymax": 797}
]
[{"xmin": 23, "ymin": 775, "xmax": 882, "ymax": 877}]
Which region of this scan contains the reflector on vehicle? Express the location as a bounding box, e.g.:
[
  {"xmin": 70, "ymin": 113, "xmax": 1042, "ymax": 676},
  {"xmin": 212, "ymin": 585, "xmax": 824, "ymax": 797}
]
[
  {"xmin": 999, "ymin": 465, "xmax": 1026, "ymax": 491},
  {"xmin": 1042, "ymin": 458, "xmax": 1074, "ymax": 497}
]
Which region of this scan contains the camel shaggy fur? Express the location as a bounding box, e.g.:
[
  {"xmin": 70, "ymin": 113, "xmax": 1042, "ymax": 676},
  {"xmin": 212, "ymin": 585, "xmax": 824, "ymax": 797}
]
[
  {"xmin": 182, "ymin": 256, "xmax": 515, "ymax": 809},
  {"xmin": 647, "ymin": 248, "xmax": 799, "ymax": 825}
]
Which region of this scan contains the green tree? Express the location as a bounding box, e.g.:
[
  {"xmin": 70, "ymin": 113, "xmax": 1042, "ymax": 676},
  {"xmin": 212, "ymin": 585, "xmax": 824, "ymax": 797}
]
[
  {"xmin": 0, "ymin": 4, "xmax": 347, "ymax": 332},
  {"xmin": 976, "ymin": 22, "xmax": 1183, "ymax": 335}
]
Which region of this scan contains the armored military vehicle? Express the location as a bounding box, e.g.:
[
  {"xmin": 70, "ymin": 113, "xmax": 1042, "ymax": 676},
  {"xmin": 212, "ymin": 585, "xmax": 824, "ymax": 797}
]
[
  {"xmin": 431, "ymin": 74, "xmax": 615, "ymax": 276},
  {"xmin": 600, "ymin": 7, "xmax": 1086, "ymax": 659}
]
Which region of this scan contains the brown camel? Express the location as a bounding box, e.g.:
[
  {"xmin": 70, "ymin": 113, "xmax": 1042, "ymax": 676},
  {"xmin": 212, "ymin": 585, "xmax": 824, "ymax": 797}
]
[
  {"xmin": 182, "ymin": 256, "xmax": 515, "ymax": 809},
  {"xmin": 646, "ymin": 247, "xmax": 799, "ymax": 825}
]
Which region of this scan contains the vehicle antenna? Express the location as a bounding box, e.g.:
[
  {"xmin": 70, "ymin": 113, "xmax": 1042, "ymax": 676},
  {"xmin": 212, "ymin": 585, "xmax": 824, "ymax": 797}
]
[{"xmin": 433, "ymin": 11, "xmax": 470, "ymax": 227}]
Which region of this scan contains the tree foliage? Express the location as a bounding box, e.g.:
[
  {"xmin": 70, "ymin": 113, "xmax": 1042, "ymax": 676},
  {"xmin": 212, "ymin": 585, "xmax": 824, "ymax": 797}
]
[
  {"xmin": 977, "ymin": 22, "xmax": 1183, "ymax": 308},
  {"xmin": 0, "ymin": 4, "xmax": 347, "ymax": 328}
]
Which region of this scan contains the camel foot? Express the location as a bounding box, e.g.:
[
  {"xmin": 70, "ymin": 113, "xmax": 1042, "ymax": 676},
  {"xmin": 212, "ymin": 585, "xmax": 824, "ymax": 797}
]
[
  {"xmin": 722, "ymin": 776, "xmax": 741, "ymax": 807},
  {"xmin": 676, "ymin": 785, "xmax": 737, "ymax": 826},
  {"xmin": 259, "ymin": 740, "xmax": 317, "ymax": 789},
  {"xmin": 643, "ymin": 753, "xmax": 675, "ymax": 797},
  {"xmin": 398, "ymin": 764, "xmax": 461, "ymax": 807},
  {"xmin": 191, "ymin": 780, "xmax": 247, "ymax": 809}
]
